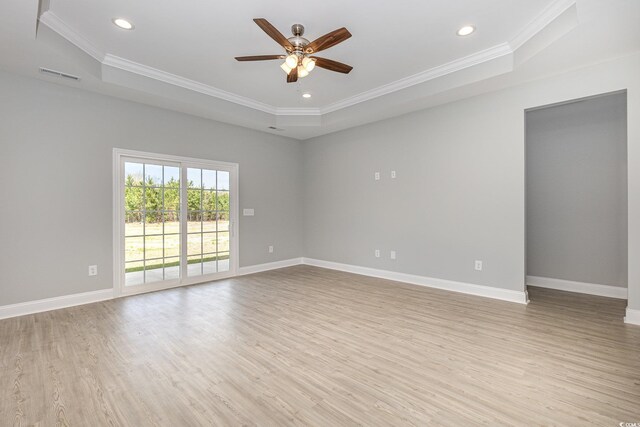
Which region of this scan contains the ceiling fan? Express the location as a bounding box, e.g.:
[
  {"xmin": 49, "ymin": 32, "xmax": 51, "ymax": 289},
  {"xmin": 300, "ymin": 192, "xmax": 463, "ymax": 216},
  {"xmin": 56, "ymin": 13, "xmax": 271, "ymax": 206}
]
[{"xmin": 235, "ymin": 19, "xmax": 353, "ymax": 83}]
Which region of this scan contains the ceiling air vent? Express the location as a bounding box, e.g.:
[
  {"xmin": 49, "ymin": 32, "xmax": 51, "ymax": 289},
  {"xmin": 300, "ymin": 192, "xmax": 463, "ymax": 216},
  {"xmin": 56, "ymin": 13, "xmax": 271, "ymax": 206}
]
[{"xmin": 39, "ymin": 67, "xmax": 81, "ymax": 81}]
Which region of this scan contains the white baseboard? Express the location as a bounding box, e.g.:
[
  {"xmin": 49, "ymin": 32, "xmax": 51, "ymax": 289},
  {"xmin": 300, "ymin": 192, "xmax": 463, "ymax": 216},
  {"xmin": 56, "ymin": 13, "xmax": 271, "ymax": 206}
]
[
  {"xmin": 303, "ymin": 258, "xmax": 529, "ymax": 304},
  {"xmin": 0, "ymin": 289, "xmax": 114, "ymax": 320},
  {"xmin": 237, "ymin": 257, "xmax": 303, "ymax": 276},
  {"xmin": 625, "ymin": 308, "xmax": 640, "ymax": 326},
  {"xmin": 526, "ymin": 275, "xmax": 627, "ymax": 299},
  {"xmin": 0, "ymin": 256, "xmax": 537, "ymax": 321}
]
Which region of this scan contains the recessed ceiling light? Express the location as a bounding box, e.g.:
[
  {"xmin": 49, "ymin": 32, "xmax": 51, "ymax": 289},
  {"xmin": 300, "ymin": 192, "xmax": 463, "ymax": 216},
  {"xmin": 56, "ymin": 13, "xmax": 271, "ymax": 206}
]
[
  {"xmin": 113, "ymin": 18, "xmax": 134, "ymax": 30},
  {"xmin": 302, "ymin": 93, "xmax": 312, "ymax": 99},
  {"xmin": 457, "ymin": 25, "xmax": 475, "ymax": 36}
]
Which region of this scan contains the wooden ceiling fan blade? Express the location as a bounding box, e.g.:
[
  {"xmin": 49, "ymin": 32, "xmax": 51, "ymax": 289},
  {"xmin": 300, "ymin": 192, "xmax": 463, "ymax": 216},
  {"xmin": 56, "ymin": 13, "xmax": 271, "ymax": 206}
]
[
  {"xmin": 305, "ymin": 27, "xmax": 351, "ymax": 53},
  {"xmin": 287, "ymin": 66, "xmax": 298, "ymax": 83},
  {"xmin": 311, "ymin": 57, "xmax": 353, "ymax": 74},
  {"xmin": 253, "ymin": 18, "xmax": 294, "ymax": 51},
  {"xmin": 235, "ymin": 55, "xmax": 284, "ymax": 61}
]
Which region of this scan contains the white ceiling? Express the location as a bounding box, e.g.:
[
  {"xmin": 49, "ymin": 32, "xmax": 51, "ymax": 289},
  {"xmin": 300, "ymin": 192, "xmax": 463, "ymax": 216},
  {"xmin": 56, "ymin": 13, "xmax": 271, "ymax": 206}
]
[{"xmin": 0, "ymin": 0, "xmax": 638, "ymax": 139}]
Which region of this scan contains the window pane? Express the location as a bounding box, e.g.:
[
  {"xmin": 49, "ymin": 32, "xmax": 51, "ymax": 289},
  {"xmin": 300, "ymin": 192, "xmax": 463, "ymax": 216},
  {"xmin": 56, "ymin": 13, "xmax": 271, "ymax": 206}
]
[
  {"xmin": 144, "ymin": 212, "xmax": 163, "ymax": 235},
  {"xmin": 217, "ymin": 211, "xmax": 229, "ymax": 232},
  {"xmin": 164, "ymin": 166, "xmax": 180, "ymax": 186},
  {"xmin": 145, "ymin": 164, "xmax": 163, "ymax": 187},
  {"xmin": 145, "ymin": 187, "xmax": 162, "ymax": 212},
  {"xmin": 164, "ymin": 234, "xmax": 180, "ymax": 258},
  {"xmin": 217, "ymin": 171, "xmax": 229, "ymax": 190},
  {"xmin": 202, "ymin": 169, "xmax": 216, "ymax": 190},
  {"xmin": 203, "ymin": 216, "xmax": 216, "ymax": 233},
  {"xmin": 202, "ymin": 191, "xmax": 216, "ymax": 211},
  {"xmin": 164, "ymin": 213, "xmax": 180, "ymax": 234},
  {"xmin": 164, "ymin": 257, "xmax": 180, "ymax": 280},
  {"xmin": 163, "ymin": 188, "xmax": 180, "ymax": 211},
  {"xmin": 125, "ymin": 186, "xmax": 143, "ymax": 211},
  {"xmin": 202, "ymin": 232, "xmax": 216, "ymax": 254},
  {"xmin": 125, "ymin": 213, "xmax": 143, "ymax": 236},
  {"xmin": 217, "ymin": 232, "xmax": 230, "ymax": 253},
  {"xmin": 188, "ymin": 233, "xmax": 202, "ymax": 256},
  {"xmin": 188, "ymin": 255, "xmax": 202, "ymax": 276},
  {"xmin": 144, "ymin": 261, "xmax": 164, "ymax": 283},
  {"xmin": 125, "ymin": 162, "xmax": 143, "ymax": 186},
  {"xmin": 188, "ymin": 211, "xmax": 201, "ymax": 233},
  {"xmin": 145, "ymin": 235, "xmax": 163, "ymax": 260},
  {"xmin": 218, "ymin": 253, "xmax": 230, "ymax": 272},
  {"xmin": 187, "ymin": 189, "xmax": 201, "ymax": 211},
  {"xmin": 187, "ymin": 168, "xmax": 201, "ymax": 189},
  {"xmin": 216, "ymin": 191, "xmax": 229, "ymax": 212},
  {"xmin": 125, "ymin": 262, "xmax": 144, "ymax": 286},
  {"xmin": 203, "ymin": 257, "xmax": 217, "ymax": 275},
  {"xmin": 125, "ymin": 237, "xmax": 143, "ymax": 262}
]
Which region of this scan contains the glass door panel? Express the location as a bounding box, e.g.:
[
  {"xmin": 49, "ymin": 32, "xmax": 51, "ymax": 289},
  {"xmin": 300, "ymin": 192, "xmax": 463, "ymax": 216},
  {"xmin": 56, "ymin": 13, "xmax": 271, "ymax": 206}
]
[
  {"xmin": 124, "ymin": 161, "xmax": 180, "ymax": 286},
  {"xmin": 186, "ymin": 168, "xmax": 231, "ymax": 277}
]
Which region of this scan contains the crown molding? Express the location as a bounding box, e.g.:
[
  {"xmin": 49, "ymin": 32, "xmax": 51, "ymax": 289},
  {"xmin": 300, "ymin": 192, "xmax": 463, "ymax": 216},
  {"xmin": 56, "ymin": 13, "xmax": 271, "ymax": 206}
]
[
  {"xmin": 102, "ymin": 54, "xmax": 278, "ymax": 114},
  {"xmin": 320, "ymin": 43, "xmax": 513, "ymax": 115},
  {"xmin": 275, "ymin": 107, "xmax": 321, "ymax": 116},
  {"xmin": 510, "ymin": 0, "xmax": 577, "ymax": 50},
  {"xmin": 39, "ymin": 11, "xmax": 104, "ymax": 62},
  {"xmin": 39, "ymin": 0, "xmax": 574, "ymax": 118}
]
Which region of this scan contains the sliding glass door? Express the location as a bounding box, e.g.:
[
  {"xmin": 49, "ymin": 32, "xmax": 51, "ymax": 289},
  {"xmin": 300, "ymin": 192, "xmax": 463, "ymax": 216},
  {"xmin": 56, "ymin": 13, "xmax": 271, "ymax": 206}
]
[{"xmin": 114, "ymin": 149, "xmax": 238, "ymax": 296}]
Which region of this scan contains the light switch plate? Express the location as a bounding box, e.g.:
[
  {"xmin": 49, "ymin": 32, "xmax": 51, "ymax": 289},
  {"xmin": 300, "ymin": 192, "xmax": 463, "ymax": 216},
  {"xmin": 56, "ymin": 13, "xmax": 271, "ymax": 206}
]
[{"xmin": 243, "ymin": 208, "xmax": 255, "ymax": 216}]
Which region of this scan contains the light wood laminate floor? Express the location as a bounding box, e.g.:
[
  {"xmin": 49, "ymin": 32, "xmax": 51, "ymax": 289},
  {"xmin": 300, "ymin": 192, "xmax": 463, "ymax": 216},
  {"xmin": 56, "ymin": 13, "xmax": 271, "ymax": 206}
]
[{"xmin": 1, "ymin": 265, "xmax": 639, "ymax": 426}]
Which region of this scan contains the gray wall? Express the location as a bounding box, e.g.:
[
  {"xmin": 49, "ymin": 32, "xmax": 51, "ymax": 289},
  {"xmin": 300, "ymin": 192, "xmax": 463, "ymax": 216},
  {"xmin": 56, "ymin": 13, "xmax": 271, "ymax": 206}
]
[
  {"xmin": 0, "ymin": 71, "xmax": 303, "ymax": 306},
  {"xmin": 526, "ymin": 93, "xmax": 628, "ymax": 287},
  {"xmin": 303, "ymin": 90, "xmax": 527, "ymax": 292}
]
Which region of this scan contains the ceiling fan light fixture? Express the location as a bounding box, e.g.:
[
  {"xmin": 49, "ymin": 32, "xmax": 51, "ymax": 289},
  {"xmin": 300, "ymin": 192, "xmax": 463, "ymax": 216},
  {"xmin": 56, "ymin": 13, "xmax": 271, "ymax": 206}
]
[
  {"xmin": 280, "ymin": 62, "xmax": 293, "ymax": 74},
  {"xmin": 285, "ymin": 54, "xmax": 299, "ymax": 68},
  {"xmin": 302, "ymin": 57, "xmax": 316, "ymax": 72},
  {"xmin": 297, "ymin": 66, "xmax": 309, "ymax": 78},
  {"xmin": 236, "ymin": 19, "xmax": 353, "ymax": 83}
]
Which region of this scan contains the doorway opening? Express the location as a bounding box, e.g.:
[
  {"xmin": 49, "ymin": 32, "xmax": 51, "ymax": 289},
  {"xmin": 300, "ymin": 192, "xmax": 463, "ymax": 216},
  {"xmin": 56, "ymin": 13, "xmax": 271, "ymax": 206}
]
[{"xmin": 525, "ymin": 91, "xmax": 628, "ymax": 301}]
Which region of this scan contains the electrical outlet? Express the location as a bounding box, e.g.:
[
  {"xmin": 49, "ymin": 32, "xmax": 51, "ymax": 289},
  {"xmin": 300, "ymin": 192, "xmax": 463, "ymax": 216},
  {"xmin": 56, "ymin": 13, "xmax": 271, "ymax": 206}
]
[
  {"xmin": 475, "ymin": 260, "xmax": 483, "ymax": 271},
  {"xmin": 390, "ymin": 250, "xmax": 396, "ymax": 260},
  {"xmin": 375, "ymin": 249, "xmax": 380, "ymax": 258},
  {"xmin": 391, "ymin": 170, "xmax": 396, "ymax": 179},
  {"xmin": 268, "ymin": 245, "xmax": 274, "ymax": 253},
  {"xmin": 374, "ymin": 172, "xmax": 380, "ymax": 181},
  {"xmin": 88, "ymin": 265, "xmax": 98, "ymax": 276}
]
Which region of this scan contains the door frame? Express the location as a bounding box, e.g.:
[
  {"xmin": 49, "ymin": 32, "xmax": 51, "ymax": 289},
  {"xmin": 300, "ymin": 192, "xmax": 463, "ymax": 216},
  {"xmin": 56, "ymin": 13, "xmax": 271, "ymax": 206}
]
[{"xmin": 112, "ymin": 148, "xmax": 240, "ymax": 297}]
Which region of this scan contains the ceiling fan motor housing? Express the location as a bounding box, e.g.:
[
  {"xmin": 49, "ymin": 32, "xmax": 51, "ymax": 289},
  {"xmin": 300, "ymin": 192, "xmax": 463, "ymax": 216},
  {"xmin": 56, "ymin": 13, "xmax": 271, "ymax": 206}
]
[{"xmin": 288, "ymin": 24, "xmax": 310, "ymax": 54}]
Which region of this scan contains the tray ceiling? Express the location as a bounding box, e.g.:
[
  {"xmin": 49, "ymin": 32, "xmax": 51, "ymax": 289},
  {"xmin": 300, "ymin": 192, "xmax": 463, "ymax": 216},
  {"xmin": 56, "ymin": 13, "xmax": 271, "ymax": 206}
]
[{"xmin": 0, "ymin": 0, "xmax": 638, "ymax": 139}]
